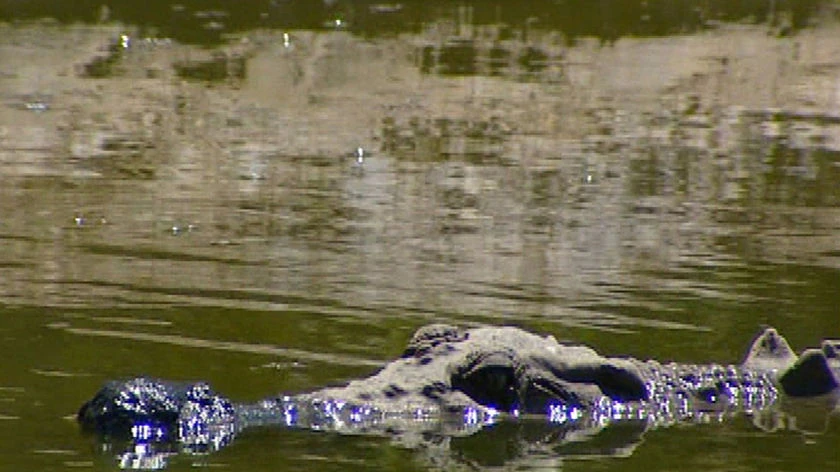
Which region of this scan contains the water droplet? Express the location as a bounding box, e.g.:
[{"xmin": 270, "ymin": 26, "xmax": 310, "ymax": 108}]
[
  {"xmin": 171, "ymin": 224, "xmax": 197, "ymax": 235},
  {"xmin": 25, "ymin": 101, "xmax": 49, "ymax": 112}
]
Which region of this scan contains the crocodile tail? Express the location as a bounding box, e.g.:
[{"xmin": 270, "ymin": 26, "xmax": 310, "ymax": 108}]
[
  {"xmin": 741, "ymin": 326, "xmax": 797, "ymax": 373},
  {"xmin": 779, "ymin": 349, "xmax": 840, "ymax": 397},
  {"xmin": 743, "ymin": 328, "xmax": 840, "ymax": 397}
]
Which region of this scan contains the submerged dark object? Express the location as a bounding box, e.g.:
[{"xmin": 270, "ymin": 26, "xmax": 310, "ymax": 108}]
[{"xmin": 78, "ymin": 325, "xmax": 839, "ymax": 462}]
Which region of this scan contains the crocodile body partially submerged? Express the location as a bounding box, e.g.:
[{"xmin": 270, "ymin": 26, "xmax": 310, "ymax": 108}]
[{"xmin": 78, "ymin": 325, "xmax": 839, "ymax": 467}]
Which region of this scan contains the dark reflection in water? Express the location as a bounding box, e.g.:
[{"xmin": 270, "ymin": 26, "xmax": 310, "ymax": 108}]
[
  {"xmin": 173, "ymin": 52, "xmax": 246, "ymax": 83},
  {"xmin": 0, "ymin": 0, "xmax": 829, "ymax": 44},
  {"xmin": 1, "ymin": 1, "xmax": 839, "ymax": 471}
]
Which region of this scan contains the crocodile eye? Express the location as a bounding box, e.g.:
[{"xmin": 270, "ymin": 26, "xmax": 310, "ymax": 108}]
[
  {"xmin": 453, "ymin": 364, "xmax": 518, "ymax": 412},
  {"xmin": 451, "ymin": 351, "xmax": 519, "ymax": 412}
]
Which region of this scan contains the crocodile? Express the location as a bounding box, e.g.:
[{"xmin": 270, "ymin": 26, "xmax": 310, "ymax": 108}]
[{"xmin": 78, "ymin": 325, "xmax": 839, "ymax": 467}]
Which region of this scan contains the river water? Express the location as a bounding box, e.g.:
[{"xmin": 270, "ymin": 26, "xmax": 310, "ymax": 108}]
[{"xmin": 0, "ymin": 1, "xmax": 838, "ymax": 471}]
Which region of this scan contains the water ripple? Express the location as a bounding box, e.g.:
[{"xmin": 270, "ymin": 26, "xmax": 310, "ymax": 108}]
[{"xmin": 47, "ymin": 322, "xmax": 383, "ymax": 368}]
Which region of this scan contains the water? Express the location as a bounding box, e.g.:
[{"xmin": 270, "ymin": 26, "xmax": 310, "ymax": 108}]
[{"xmin": 0, "ymin": 1, "xmax": 839, "ymax": 470}]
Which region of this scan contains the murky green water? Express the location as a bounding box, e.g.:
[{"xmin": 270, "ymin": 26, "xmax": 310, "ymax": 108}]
[{"xmin": 1, "ymin": 1, "xmax": 839, "ymax": 470}]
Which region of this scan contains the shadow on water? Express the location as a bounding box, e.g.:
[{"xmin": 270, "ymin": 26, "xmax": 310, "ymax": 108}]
[{"xmin": 1, "ymin": 1, "xmax": 840, "ymax": 471}]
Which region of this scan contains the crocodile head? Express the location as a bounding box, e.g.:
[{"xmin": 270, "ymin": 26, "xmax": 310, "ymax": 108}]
[
  {"xmin": 77, "ymin": 377, "xmax": 236, "ymax": 449},
  {"xmin": 309, "ymin": 324, "xmax": 648, "ymax": 414}
]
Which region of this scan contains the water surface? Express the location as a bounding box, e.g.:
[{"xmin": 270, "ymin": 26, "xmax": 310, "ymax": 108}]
[{"xmin": 0, "ymin": 2, "xmax": 839, "ymax": 470}]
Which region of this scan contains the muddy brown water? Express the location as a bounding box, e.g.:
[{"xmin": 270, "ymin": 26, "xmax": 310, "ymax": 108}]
[{"xmin": 1, "ymin": 2, "xmax": 839, "ymax": 471}]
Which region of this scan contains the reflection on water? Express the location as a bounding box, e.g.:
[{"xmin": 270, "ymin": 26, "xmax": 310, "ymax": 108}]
[
  {"xmin": 1, "ymin": 1, "xmax": 840, "ymax": 471},
  {"xmin": 4, "ymin": 24, "xmax": 840, "ymax": 326},
  {"xmin": 1, "ymin": 1, "xmax": 827, "ymax": 44}
]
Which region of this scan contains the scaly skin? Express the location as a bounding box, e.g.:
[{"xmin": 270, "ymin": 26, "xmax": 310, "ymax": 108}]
[{"xmin": 78, "ymin": 325, "xmax": 839, "ymax": 465}]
